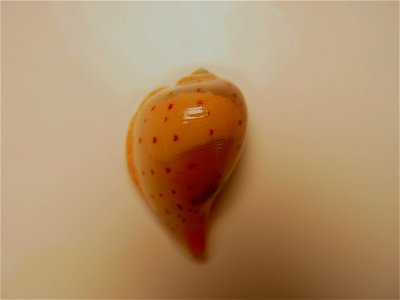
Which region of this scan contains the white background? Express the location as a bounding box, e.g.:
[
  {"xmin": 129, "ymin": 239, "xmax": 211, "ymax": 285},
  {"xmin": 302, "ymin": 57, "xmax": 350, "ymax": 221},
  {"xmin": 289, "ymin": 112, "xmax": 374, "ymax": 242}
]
[{"xmin": 2, "ymin": 2, "xmax": 398, "ymax": 298}]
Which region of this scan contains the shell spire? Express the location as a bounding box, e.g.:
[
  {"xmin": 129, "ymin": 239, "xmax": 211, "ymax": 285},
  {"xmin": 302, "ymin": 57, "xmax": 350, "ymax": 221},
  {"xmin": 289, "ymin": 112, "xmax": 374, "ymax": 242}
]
[{"xmin": 177, "ymin": 68, "xmax": 217, "ymax": 85}]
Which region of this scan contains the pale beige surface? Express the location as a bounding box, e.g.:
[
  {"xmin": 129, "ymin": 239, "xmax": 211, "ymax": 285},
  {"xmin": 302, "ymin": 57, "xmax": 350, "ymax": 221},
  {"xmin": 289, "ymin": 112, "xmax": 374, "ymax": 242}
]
[{"xmin": 2, "ymin": 1, "xmax": 398, "ymax": 298}]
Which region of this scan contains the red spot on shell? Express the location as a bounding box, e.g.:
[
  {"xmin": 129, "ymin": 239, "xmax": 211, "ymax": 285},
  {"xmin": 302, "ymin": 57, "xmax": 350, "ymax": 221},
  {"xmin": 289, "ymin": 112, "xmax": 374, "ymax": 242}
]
[
  {"xmin": 233, "ymin": 93, "xmax": 238, "ymax": 98},
  {"xmin": 138, "ymin": 138, "xmax": 142, "ymax": 144},
  {"xmin": 150, "ymin": 169, "xmax": 155, "ymax": 175},
  {"xmin": 177, "ymin": 204, "xmax": 183, "ymax": 210},
  {"xmin": 151, "ymin": 105, "xmax": 156, "ymax": 111},
  {"xmin": 197, "ymin": 100, "xmax": 203, "ymax": 105},
  {"xmin": 209, "ymin": 129, "xmax": 214, "ymax": 136},
  {"xmin": 165, "ymin": 167, "xmax": 171, "ymax": 173},
  {"xmin": 153, "ymin": 137, "xmax": 157, "ymax": 143},
  {"xmin": 239, "ymin": 119, "xmax": 242, "ymax": 126},
  {"xmin": 196, "ymin": 89, "xmax": 202, "ymax": 93},
  {"xmin": 171, "ymin": 189, "xmax": 176, "ymax": 195},
  {"xmin": 164, "ymin": 116, "xmax": 168, "ymax": 122},
  {"xmin": 159, "ymin": 193, "xmax": 163, "ymax": 197},
  {"xmin": 164, "ymin": 209, "xmax": 170, "ymax": 215},
  {"xmin": 168, "ymin": 103, "xmax": 173, "ymax": 110},
  {"xmin": 141, "ymin": 170, "xmax": 145, "ymax": 176},
  {"xmin": 173, "ymin": 134, "xmax": 179, "ymax": 142},
  {"xmin": 188, "ymin": 163, "xmax": 196, "ymax": 170}
]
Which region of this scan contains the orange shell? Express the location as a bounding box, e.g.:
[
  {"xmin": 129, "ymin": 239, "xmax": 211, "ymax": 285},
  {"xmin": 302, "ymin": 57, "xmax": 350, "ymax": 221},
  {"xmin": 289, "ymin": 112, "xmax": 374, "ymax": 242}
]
[{"xmin": 126, "ymin": 69, "xmax": 247, "ymax": 260}]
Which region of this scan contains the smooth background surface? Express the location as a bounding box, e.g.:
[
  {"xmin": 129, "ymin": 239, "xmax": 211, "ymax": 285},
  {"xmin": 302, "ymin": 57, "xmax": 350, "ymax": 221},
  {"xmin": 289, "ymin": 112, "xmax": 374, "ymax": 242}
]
[{"xmin": 2, "ymin": 2, "xmax": 398, "ymax": 298}]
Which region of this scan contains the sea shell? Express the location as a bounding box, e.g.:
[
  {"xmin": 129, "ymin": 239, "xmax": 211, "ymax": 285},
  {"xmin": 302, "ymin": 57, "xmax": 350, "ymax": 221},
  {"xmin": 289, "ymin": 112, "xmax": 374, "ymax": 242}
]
[{"xmin": 126, "ymin": 68, "xmax": 247, "ymax": 259}]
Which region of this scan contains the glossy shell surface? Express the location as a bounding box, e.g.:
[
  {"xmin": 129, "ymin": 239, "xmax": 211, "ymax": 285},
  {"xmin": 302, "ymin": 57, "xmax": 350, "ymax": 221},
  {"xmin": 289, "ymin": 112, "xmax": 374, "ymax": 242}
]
[{"xmin": 126, "ymin": 69, "xmax": 247, "ymax": 259}]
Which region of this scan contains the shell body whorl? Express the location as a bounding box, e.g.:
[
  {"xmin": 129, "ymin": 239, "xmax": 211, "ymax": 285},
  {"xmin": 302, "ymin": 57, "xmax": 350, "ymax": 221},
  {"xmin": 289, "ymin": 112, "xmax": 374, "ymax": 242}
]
[{"xmin": 126, "ymin": 69, "xmax": 247, "ymax": 259}]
